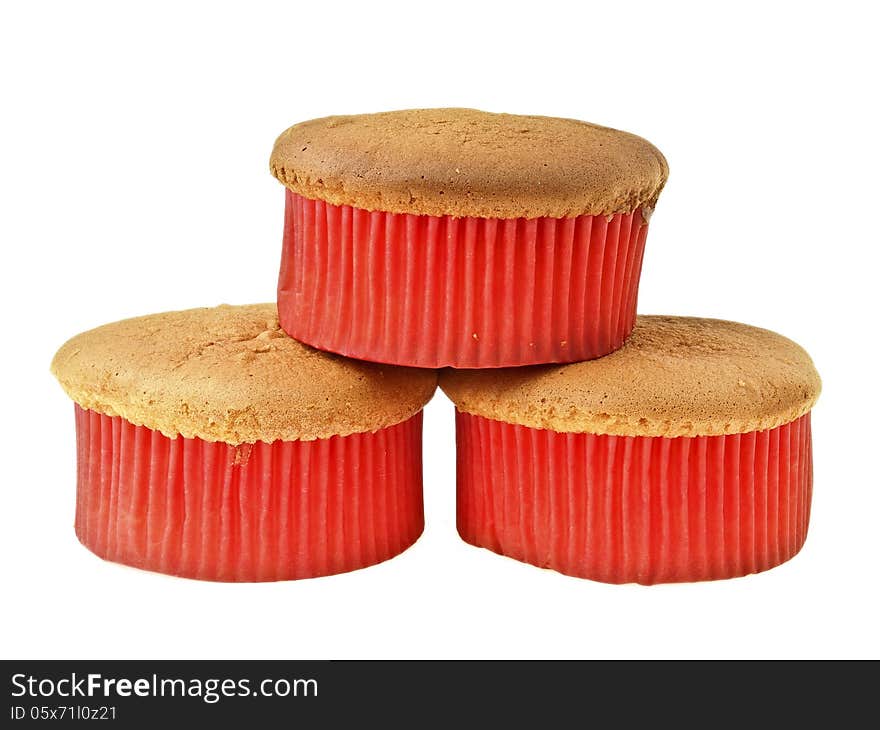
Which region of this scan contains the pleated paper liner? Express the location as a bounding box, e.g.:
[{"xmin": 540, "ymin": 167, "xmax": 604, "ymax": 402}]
[
  {"xmin": 455, "ymin": 411, "xmax": 813, "ymax": 584},
  {"xmin": 278, "ymin": 190, "xmax": 650, "ymax": 368},
  {"xmin": 73, "ymin": 405, "xmax": 425, "ymax": 581}
]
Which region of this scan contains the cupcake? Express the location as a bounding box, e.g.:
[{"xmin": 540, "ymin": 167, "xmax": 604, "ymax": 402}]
[
  {"xmin": 270, "ymin": 108, "xmax": 668, "ymax": 368},
  {"xmin": 50, "ymin": 304, "xmax": 436, "ymax": 581},
  {"xmin": 440, "ymin": 316, "xmax": 821, "ymax": 584}
]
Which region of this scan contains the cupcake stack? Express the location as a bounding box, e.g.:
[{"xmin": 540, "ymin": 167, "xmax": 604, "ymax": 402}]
[{"xmin": 51, "ymin": 108, "xmax": 820, "ymax": 584}]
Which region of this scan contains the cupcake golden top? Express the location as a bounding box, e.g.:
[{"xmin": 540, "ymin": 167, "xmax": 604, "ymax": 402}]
[
  {"xmin": 441, "ymin": 316, "xmax": 820, "ymax": 438},
  {"xmin": 51, "ymin": 304, "xmax": 437, "ymax": 444},
  {"xmin": 270, "ymin": 108, "xmax": 668, "ymax": 219}
]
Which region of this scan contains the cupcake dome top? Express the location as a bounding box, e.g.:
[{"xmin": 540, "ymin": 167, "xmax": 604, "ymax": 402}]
[
  {"xmin": 51, "ymin": 304, "xmax": 437, "ymax": 444},
  {"xmin": 441, "ymin": 316, "xmax": 820, "ymax": 438},
  {"xmin": 270, "ymin": 108, "xmax": 668, "ymax": 219}
]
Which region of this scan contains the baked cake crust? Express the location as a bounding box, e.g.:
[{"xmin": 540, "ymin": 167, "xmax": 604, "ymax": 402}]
[
  {"xmin": 440, "ymin": 316, "xmax": 820, "ymax": 438},
  {"xmin": 51, "ymin": 304, "xmax": 437, "ymax": 444},
  {"xmin": 271, "ymin": 108, "xmax": 668, "ymax": 219}
]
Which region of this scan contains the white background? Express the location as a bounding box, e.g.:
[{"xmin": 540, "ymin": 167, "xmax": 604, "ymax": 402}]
[{"xmin": 1, "ymin": 1, "xmax": 878, "ymax": 659}]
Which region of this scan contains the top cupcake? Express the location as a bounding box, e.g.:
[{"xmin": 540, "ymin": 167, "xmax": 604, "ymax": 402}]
[{"xmin": 270, "ymin": 108, "xmax": 668, "ymax": 219}]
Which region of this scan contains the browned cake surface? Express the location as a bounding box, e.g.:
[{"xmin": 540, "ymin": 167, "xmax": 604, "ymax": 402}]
[
  {"xmin": 51, "ymin": 304, "xmax": 437, "ymax": 444},
  {"xmin": 441, "ymin": 316, "xmax": 820, "ymax": 438},
  {"xmin": 271, "ymin": 108, "xmax": 668, "ymax": 218}
]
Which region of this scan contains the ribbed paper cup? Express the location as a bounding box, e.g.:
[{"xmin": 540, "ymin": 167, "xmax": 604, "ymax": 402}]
[
  {"xmin": 73, "ymin": 406, "xmax": 425, "ymax": 581},
  {"xmin": 455, "ymin": 411, "xmax": 813, "ymax": 584},
  {"xmin": 277, "ymin": 191, "xmax": 650, "ymax": 368}
]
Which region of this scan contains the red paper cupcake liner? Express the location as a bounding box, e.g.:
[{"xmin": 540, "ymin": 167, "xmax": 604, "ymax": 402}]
[
  {"xmin": 73, "ymin": 405, "xmax": 425, "ymax": 581},
  {"xmin": 278, "ymin": 190, "xmax": 650, "ymax": 368},
  {"xmin": 455, "ymin": 411, "xmax": 813, "ymax": 584}
]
